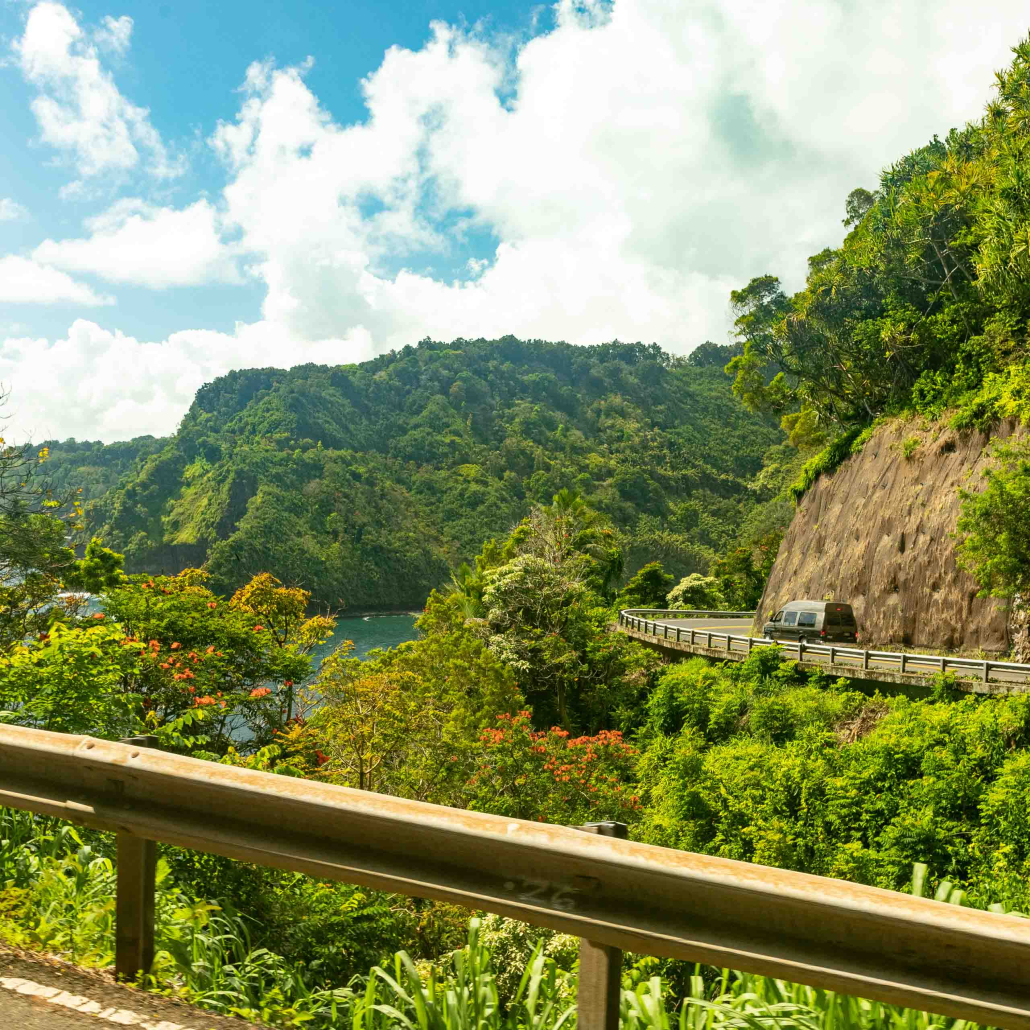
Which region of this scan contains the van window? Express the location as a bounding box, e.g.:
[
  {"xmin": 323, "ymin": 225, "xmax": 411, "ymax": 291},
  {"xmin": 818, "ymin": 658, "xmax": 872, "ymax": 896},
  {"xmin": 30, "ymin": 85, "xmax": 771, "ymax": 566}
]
[
  {"xmin": 840, "ymin": 613, "xmax": 856, "ymax": 626},
  {"xmin": 783, "ymin": 612, "xmax": 798, "ymax": 626},
  {"xmin": 798, "ymin": 612, "xmax": 817, "ymax": 627},
  {"xmin": 827, "ymin": 612, "xmax": 842, "ymax": 626},
  {"xmin": 771, "ymin": 611, "xmax": 783, "ymax": 622}
]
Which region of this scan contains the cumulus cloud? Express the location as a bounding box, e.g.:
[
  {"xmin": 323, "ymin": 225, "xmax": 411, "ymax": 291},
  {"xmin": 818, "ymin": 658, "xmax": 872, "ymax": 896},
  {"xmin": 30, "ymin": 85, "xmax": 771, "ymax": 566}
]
[
  {"xmin": 34, "ymin": 199, "xmax": 241, "ymax": 288},
  {"xmin": 0, "ymin": 199, "xmax": 29, "ymax": 222},
  {"xmin": 0, "ymin": 319, "xmax": 371, "ymax": 441},
  {"xmin": 5, "ymin": 0, "xmax": 1030, "ymax": 440},
  {"xmin": 0, "ymin": 256, "xmax": 113, "ymax": 306},
  {"xmin": 203, "ymin": 0, "xmax": 1030, "ymax": 355},
  {"xmin": 13, "ymin": 2, "xmax": 183, "ymax": 183},
  {"xmin": 94, "ymin": 14, "xmax": 133, "ymax": 55}
]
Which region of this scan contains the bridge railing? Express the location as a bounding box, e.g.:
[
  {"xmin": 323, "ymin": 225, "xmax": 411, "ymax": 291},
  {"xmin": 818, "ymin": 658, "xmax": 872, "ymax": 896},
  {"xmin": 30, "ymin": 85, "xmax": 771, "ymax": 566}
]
[
  {"xmin": 1, "ymin": 723, "xmax": 1030, "ymax": 1028},
  {"xmin": 618, "ymin": 611, "xmax": 1030, "ymax": 687},
  {"xmin": 621, "ymin": 608, "xmax": 758, "ymax": 620}
]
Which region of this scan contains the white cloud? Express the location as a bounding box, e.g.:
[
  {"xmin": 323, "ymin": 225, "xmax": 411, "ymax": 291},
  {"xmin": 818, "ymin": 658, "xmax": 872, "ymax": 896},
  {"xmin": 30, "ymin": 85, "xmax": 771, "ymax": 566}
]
[
  {"xmin": 0, "ymin": 199, "xmax": 29, "ymax": 222},
  {"xmin": 6, "ymin": 0, "xmax": 1030, "ymax": 441},
  {"xmin": 205, "ymin": 0, "xmax": 1030, "ymax": 357},
  {"xmin": 13, "ymin": 2, "xmax": 183, "ymax": 183},
  {"xmin": 34, "ymin": 199, "xmax": 240, "ymax": 288},
  {"xmin": 0, "ymin": 319, "xmax": 370, "ymax": 441},
  {"xmin": 0, "ymin": 256, "xmax": 113, "ymax": 306},
  {"xmin": 94, "ymin": 14, "xmax": 133, "ymax": 55}
]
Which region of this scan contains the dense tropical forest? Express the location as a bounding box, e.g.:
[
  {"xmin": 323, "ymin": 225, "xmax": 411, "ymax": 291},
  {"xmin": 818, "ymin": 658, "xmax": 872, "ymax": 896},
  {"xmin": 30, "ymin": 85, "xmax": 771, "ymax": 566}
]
[
  {"xmin": 4, "ymin": 29, "xmax": 1030, "ymax": 1030},
  {"xmin": 729, "ymin": 39, "xmax": 1030, "ymax": 522},
  {"xmin": 37, "ymin": 338, "xmax": 789, "ymax": 610}
]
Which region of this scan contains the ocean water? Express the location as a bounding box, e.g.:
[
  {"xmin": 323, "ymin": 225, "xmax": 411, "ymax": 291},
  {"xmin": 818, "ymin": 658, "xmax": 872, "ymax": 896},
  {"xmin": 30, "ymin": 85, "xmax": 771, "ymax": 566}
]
[{"xmin": 309, "ymin": 613, "xmax": 420, "ymax": 671}]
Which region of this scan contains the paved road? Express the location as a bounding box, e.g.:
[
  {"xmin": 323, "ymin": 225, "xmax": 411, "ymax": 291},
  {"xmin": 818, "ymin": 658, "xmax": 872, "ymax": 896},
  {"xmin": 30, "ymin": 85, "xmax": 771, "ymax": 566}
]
[
  {"xmin": 0, "ymin": 945, "xmax": 262, "ymax": 1030},
  {"xmin": 631, "ymin": 617, "xmax": 1030, "ymax": 690},
  {"xmin": 655, "ymin": 617, "xmax": 754, "ymax": 633}
]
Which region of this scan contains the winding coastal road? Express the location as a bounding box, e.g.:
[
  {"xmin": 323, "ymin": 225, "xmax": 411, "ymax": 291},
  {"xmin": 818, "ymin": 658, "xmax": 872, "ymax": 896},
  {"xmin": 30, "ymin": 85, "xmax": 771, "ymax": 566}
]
[{"xmin": 622, "ymin": 613, "xmax": 1030, "ymax": 692}]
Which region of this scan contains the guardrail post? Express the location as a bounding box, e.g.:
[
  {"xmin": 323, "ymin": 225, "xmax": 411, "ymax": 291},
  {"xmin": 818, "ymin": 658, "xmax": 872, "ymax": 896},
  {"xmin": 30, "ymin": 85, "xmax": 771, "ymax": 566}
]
[
  {"xmin": 574, "ymin": 822, "xmax": 627, "ymax": 1030},
  {"xmin": 116, "ymin": 735, "xmax": 158, "ymax": 980},
  {"xmin": 984, "ymin": 661, "xmax": 991, "ymax": 683},
  {"xmin": 690, "ymin": 629, "xmax": 696, "ymax": 646},
  {"xmin": 940, "ymin": 656, "xmax": 946, "ymax": 673},
  {"xmin": 707, "ymin": 631, "xmax": 712, "ymax": 648},
  {"xmin": 664, "ymin": 625, "xmax": 669, "ymax": 640},
  {"xmin": 863, "ymin": 650, "xmax": 870, "ymax": 671},
  {"xmin": 829, "ymin": 646, "xmax": 835, "ymax": 665},
  {"xmin": 676, "ymin": 627, "xmax": 681, "ymax": 643},
  {"xmin": 900, "ymin": 654, "xmax": 907, "ymax": 674},
  {"xmin": 747, "ymin": 636, "xmax": 752, "ymax": 654}
]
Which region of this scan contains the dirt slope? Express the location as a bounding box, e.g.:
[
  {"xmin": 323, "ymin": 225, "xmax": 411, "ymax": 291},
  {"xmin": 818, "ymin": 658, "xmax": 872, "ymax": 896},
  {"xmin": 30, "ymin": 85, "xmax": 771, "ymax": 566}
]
[{"xmin": 756, "ymin": 419, "xmax": 1024, "ymax": 653}]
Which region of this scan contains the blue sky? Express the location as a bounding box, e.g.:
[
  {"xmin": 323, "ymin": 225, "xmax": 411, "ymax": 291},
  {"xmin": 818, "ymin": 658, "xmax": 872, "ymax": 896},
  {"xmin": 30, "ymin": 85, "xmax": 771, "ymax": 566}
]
[
  {"xmin": 1, "ymin": 0, "xmax": 1029, "ymax": 441},
  {"xmin": 0, "ymin": 0, "xmax": 542, "ymax": 343}
]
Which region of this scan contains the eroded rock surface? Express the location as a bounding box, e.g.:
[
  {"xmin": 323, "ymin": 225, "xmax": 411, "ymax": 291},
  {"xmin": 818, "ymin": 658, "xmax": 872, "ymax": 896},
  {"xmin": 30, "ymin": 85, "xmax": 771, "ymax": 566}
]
[{"xmin": 756, "ymin": 419, "xmax": 1025, "ymax": 652}]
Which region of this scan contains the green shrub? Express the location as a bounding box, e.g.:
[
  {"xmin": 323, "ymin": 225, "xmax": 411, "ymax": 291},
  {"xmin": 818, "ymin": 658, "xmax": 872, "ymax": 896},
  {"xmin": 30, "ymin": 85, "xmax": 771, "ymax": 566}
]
[{"xmin": 787, "ymin": 427, "xmax": 865, "ymax": 504}]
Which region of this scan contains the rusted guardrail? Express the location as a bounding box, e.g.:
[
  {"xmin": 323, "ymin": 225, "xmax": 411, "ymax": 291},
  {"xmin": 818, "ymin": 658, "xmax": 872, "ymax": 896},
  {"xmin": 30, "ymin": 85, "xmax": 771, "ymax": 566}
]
[
  {"xmin": 1, "ymin": 724, "xmax": 1029, "ymax": 1028},
  {"xmin": 619, "ymin": 610, "xmax": 1030, "ymax": 687}
]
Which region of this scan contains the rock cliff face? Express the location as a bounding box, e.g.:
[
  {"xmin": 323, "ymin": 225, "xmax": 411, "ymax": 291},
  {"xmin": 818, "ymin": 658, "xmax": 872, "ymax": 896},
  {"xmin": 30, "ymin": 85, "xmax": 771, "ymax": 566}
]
[{"xmin": 756, "ymin": 419, "xmax": 1025, "ymax": 653}]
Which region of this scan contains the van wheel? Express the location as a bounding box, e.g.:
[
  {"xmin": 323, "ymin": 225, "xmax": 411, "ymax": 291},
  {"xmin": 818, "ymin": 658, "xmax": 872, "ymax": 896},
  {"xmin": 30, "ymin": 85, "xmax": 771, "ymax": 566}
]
[
  {"xmin": 764, "ymin": 631, "xmax": 774, "ymax": 640},
  {"xmin": 797, "ymin": 636, "xmax": 806, "ymax": 646}
]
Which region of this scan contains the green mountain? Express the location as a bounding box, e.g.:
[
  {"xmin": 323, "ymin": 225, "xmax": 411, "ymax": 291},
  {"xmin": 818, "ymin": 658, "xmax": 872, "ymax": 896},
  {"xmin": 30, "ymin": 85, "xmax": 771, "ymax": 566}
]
[{"xmin": 47, "ymin": 337, "xmax": 784, "ymax": 610}]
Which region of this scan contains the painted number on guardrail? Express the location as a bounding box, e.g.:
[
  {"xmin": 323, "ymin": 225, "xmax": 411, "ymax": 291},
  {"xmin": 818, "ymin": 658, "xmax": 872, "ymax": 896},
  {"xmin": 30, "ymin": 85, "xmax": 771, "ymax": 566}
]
[{"xmin": 503, "ymin": 877, "xmax": 579, "ymax": 911}]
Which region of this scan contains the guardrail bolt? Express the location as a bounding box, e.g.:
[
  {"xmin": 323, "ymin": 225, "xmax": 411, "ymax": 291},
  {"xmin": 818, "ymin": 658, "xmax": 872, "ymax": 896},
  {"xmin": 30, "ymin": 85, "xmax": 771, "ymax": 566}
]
[{"xmin": 575, "ymin": 822, "xmax": 627, "ymax": 1030}]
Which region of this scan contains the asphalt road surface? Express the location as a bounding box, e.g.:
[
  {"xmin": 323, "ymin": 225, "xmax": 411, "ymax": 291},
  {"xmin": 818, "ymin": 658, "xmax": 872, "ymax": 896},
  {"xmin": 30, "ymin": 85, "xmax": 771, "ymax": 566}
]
[{"xmin": 656, "ymin": 617, "xmax": 755, "ymax": 633}]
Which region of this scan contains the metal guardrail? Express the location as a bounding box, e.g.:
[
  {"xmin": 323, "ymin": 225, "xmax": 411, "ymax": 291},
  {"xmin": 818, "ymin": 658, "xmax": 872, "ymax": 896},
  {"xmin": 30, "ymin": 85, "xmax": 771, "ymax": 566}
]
[
  {"xmin": 0, "ymin": 725, "xmax": 1029, "ymax": 1027},
  {"xmin": 622, "ymin": 608, "xmax": 759, "ymax": 620},
  {"xmin": 619, "ymin": 610, "xmax": 1030, "ymax": 687}
]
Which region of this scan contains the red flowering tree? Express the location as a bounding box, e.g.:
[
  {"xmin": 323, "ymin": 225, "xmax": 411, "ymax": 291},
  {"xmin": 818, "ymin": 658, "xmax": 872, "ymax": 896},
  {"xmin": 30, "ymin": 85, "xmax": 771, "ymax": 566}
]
[
  {"xmin": 9, "ymin": 567, "xmax": 335, "ymax": 752},
  {"xmin": 463, "ymin": 711, "xmax": 640, "ymax": 825}
]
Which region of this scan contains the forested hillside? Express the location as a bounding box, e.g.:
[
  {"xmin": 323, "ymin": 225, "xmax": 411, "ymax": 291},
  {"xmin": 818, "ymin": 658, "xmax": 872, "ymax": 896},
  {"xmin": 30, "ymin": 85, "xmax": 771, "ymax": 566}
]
[
  {"xmin": 727, "ymin": 40, "xmax": 1030, "ymax": 638},
  {"xmin": 729, "ymin": 39, "xmax": 1030, "ymax": 455},
  {"xmin": 49, "ymin": 338, "xmax": 785, "ymax": 609},
  {"xmin": 9, "ymin": 34, "xmax": 1030, "ymax": 1030}
]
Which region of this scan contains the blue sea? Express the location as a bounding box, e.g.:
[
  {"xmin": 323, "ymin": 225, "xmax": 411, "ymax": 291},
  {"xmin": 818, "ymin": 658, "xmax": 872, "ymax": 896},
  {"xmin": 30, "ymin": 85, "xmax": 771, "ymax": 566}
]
[{"xmin": 308, "ymin": 613, "xmax": 419, "ymax": 672}]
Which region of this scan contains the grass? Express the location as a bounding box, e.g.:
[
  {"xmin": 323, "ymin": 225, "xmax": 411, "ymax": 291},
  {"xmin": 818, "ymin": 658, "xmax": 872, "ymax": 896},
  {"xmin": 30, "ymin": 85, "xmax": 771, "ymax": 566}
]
[{"xmin": 0, "ymin": 808, "xmax": 1005, "ymax": 1029}]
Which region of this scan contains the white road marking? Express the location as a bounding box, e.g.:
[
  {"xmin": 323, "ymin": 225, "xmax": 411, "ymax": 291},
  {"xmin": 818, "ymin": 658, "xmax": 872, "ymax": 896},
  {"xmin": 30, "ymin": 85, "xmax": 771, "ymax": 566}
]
[{"xmin": 0, "ymin": 976, "xmax": 194, "ymax": 1029}]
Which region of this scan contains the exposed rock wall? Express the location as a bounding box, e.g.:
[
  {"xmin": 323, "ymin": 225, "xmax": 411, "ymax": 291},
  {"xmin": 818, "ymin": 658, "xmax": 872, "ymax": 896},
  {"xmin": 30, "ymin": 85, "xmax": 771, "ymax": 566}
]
[{"xmin": 756, "ymin": 419, "xmax": 1025, "ymax": 652}]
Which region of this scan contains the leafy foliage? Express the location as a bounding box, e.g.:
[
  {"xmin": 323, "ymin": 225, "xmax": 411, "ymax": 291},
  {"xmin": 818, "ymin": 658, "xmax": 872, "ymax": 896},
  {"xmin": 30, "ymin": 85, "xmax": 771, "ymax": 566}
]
[
  {"xmin": 464, "ymin": 712, "xmax": 640, "ymax": 824},
  {"xmin": 956, "ymin": 440, "xmax": 1030, "ymax": 605},
  {"xmin": 726, "ymin": 37, "xmax": 1030, "ymax": 446},
  {"xmin": 635, "ymin": 653, "xmax": 1030, "ymax": 913},
  {"xmin": 616, "ymin": 561, "xmax": 675, "ymax": 610},
  {"xmin": 44, "ymin": 339, "xmax": 782, "ymax": 610},
  {"xmin": 666, "ymin": 574, "xmax": 727, "ymax": 611},
  {"xmin": 0, "ymin": 408, "xmax": 125, "ymax": 652}
]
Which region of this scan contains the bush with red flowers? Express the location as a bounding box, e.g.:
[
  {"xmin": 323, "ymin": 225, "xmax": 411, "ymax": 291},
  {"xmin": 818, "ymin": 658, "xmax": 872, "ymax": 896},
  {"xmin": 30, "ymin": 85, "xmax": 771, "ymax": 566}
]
[{"xmin": 464, "ymin": 711, "xmax": 640, "ymax": 825}]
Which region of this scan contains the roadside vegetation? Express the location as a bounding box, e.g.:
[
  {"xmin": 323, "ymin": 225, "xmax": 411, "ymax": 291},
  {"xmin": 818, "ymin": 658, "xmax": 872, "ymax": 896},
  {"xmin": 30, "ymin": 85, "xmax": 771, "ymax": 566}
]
[
  {"xmin": 6, "ymin": 30, "xmax": 1030, "ymax": 1030},
  {"xmin": 3, "ymin": 480, "xmax": 1029, "ymax": 1028}
]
